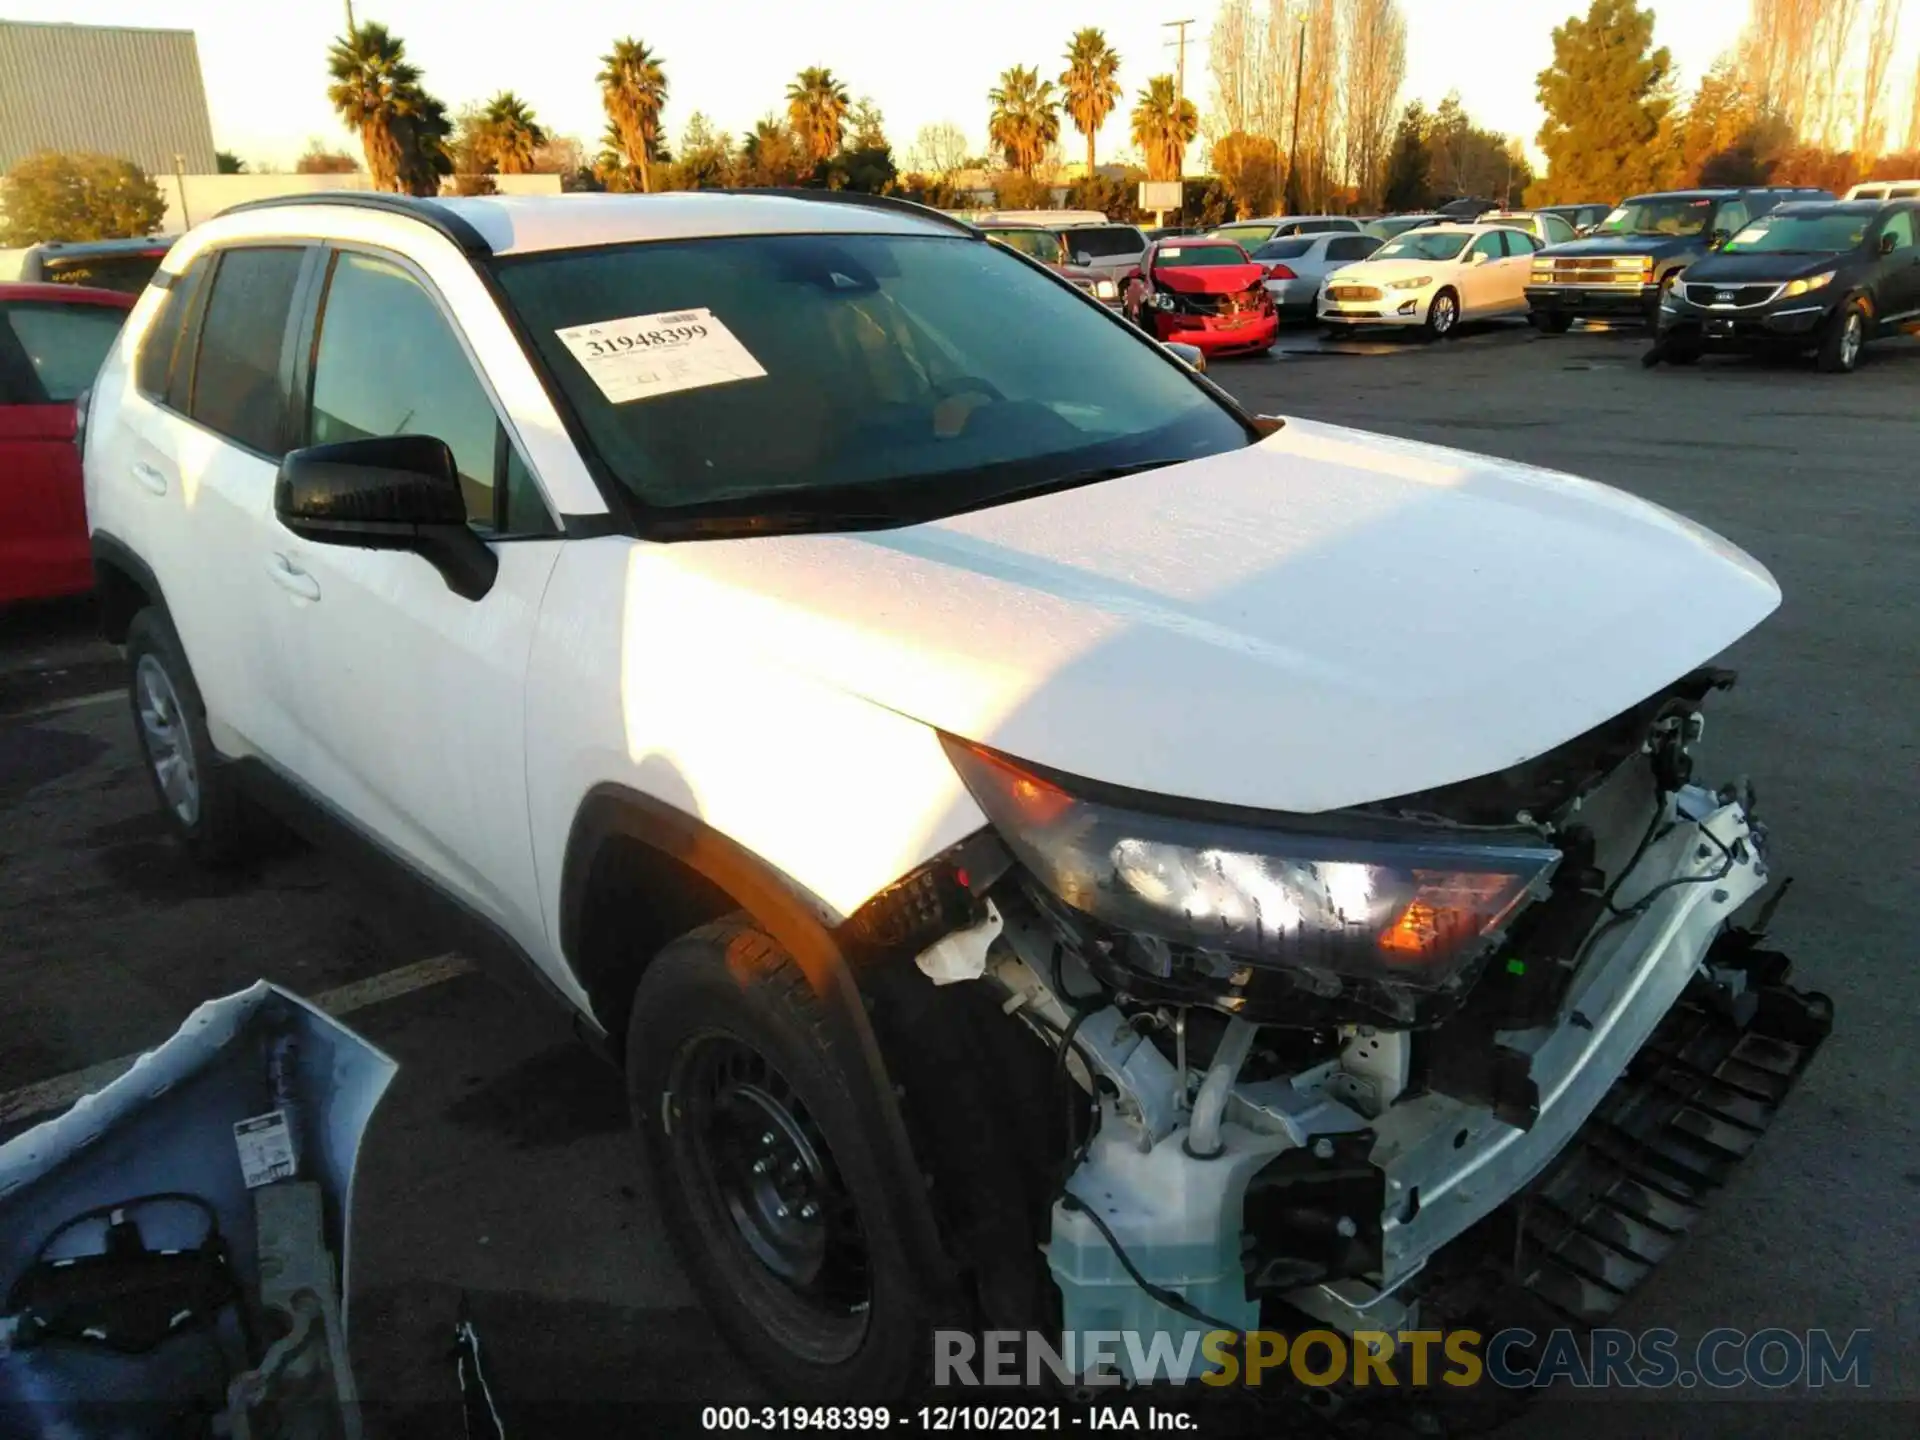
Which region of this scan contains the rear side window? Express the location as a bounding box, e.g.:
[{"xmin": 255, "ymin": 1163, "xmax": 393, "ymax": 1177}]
[
  {"xmin": 1499, "ymin": 230, "xmax": 1540, "ymax": 255},
  {"xmin": 136, "ymin": 261, "xmax": 206, "ymax": 401},
  {"xmin": 1327, "ymin": 236, "xmax": 1378, "ymax": 261},
  {"xmin": 1254, "ymin": 238, "xmax": 1317, "ymax": 260},
  {"xmin": 0, "ymin": 302, "xmax": 128, "ymax": 403},
  {"xmin": 1881, "ymin": 211, "xmax": 1917, "ymax": 251},
  {"xmin": 189, "ymin": 247, "xmax": 305, "ymax": 457}
]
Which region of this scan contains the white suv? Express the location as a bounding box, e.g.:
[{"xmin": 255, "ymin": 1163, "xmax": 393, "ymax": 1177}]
[{"xmin": 82, "ymin": 191, "xmax": 1829, "ymax": 1400}]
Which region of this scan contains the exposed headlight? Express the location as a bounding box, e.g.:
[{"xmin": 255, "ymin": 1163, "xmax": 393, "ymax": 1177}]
[
  {"xmin": 1150, "ymin": 292, "xmax": 1176, "ymax": 310},
  {"xmin": 945, "ymin": 739, "xmax": 1559, "ymax": 988},
  {"xmin": 1783, "ymin": 271, "xmax": 1834, "ymax": 297},
  {"xmin": 1387, "ymin": 276, "xmax": 1432, "ymax": 291},
  {"xmin": 1094, "ymin": 278, "xmax": 1118, "ymax": 300}
]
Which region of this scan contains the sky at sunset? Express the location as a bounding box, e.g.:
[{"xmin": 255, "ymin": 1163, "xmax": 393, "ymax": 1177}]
[{"xmin": 9, "ymin": 1, "xmax": 1915, "ymax": 172}]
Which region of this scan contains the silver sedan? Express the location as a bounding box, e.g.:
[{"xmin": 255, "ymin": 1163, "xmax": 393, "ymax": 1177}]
[{"xmin": 1251, "ymin": 232, "xmax": 1384, "ymax": 317}]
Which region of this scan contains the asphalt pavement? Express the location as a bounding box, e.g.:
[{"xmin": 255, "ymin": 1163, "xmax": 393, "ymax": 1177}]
[{"xmin": 0, "ymin": 321, "xmax": 1913, "ymax": 1435}]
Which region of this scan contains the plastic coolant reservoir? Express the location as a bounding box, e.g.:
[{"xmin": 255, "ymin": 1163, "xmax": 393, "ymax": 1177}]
[{"xmin": 1044, "ymin": 1108, "xmax": 1290, "ymax": 1382}]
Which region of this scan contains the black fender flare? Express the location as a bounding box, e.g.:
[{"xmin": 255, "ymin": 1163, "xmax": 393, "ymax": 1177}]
[
  {"xmin": 90, "ymin": 530, "xmax": 171, "ymax": 641},
  {"xmin": 559, "ymin": 783, "xmax": 960, "ymax": 1300}
]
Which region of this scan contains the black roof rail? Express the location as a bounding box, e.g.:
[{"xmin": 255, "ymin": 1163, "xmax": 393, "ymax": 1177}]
[
  {"xmin": 710, "ymin": 186, "xmax": 980, "ymax": 236},
  {"xmin": 212, "ymin": 191, "xmax": 493, "ymax": 256}
]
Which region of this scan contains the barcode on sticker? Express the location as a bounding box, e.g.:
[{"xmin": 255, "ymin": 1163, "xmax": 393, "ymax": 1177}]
[{"xmin": 234, "ymin": 1110, "xmax": 296, "ymax": 1188}]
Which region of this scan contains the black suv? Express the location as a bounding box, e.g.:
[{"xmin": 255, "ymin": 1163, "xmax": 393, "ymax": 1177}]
[
  {"xmin": 1525, "ymin": 187, "xmax": 1832, "ymax": 331},
  {"xmin": 1652, "ymin": 199, "xmax": 1920, "ymax": 372}
]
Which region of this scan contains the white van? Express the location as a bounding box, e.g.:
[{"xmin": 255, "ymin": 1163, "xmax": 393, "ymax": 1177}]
[{"xmin": 1844, "ymin": 180, "xmax": 1920, "ymax": 201}]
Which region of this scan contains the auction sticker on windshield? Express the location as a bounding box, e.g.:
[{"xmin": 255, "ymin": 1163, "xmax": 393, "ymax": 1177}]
[{"xmin": 555, "ymin": 307, "xmax": 767, "ymax": 403}]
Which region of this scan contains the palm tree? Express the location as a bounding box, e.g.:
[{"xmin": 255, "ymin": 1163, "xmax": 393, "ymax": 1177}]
[
  {"xmin": 325, "ymin": 22, "xmax": 424, "ymax": 192},
  {"xmin": 598, "ymin": 37, "xmax": 667, "ymax": 192},
  {"xmin": 786, "ymin": 67, "xmax": 852, "ymax": 166},
  {"xmin": 739, "ymin": 115, "xmax": 802, "ymax": 187},
  {"xmin": 987, "ymin": 65, "xmax": 1061, "ymax": 175},
  {"xmin": 1059, "ymin": 29, "xmax": 1122, "ymax": 183},
  {"xmin": 1130, "ymin": 75, "xmax": 1198, "ymax": 183},
  {"xmin": 479, "ymin": 91, "xmax": 547, "ymax": 174},
  {"xmin": 392, "ymin": 90, "xmax": 453, "ymax": 197}
]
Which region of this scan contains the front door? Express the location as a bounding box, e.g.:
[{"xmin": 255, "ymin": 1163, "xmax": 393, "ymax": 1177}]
[
  {"xmin": 1872, "ymin": 209, "xmax": 1920, "ymax": 326},
  {"xmin": 266, "ymin": 246, "xmax": 562, "ymax": 953}
]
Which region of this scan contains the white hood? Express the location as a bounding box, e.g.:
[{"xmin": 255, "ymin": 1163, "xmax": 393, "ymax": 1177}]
[{"xmin": 648, "ymin": 419, "xmax": 1779, "ymax": 815}]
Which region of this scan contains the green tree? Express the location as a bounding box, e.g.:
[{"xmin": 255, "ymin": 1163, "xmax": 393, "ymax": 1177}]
[
  {"xmin": 989, "ymin": 66, "xmax": 1061, "ymax": 176},
  {"xmin": 1533, "ymin": 0, "xmax": 1676, "ymax": 204},
  {"xmin": 1211, "ymin": 130, "xmax": 1282, "ymax": 218},
  {"xmin": 295, "ymin": 141, "xmax": 359, "ymax": 174},
  {"xmin": 477, "ymin": 91, "xmax": 547, "ymax": 174},
  {"xmin": 666, "ymin": 112, "xmax": 733, "ymax": 189},
  {"xmin": 326, "ymin": 22, "xmax": 432, "ymax": 193},
  {"xmin": 598, "ymin": 37, "xmax": 668, "ymax": 192},
  {"xmin": 0, "ymin": 151, "xmax": 168, "ymax": 246},
  {"xmin": 215, "ymin": 151, "xmax": 246, "ymax": 174},
  {"xmin": 1381, "ymin": 100, "xmax": 1433, "ymax": 210},
  {"xmin": 1130, "ymin": 75, "xmax": 1197, "ymax": 182},
  {"xmin": 849, "ymin": 98, "xmax": 888, "ymax": 152},
  {"xmin": 992, "ymin": 171, "xmax": 1053, "ymax": 208},
  {"xmin": 392, "ymin": 91, "xmax": 453, "ymax": 197},
  {"xmin": 1059, "ymin": 28, "xmax": 1122, "ymax": 181},
  {"xmin": 1066, "ymin": 165, "xmax": 1145, "ymax": 222},
  {"xmin": 737, "ymin": 116, "xmax": 804, "ymax": 187},
  {"xmin": 1429, "ymin": 93, "xmax": 1531, "ymax": 205},
  {"xmin": 788, "ymin": 67, "xmax": 853, "ymax": 166}
]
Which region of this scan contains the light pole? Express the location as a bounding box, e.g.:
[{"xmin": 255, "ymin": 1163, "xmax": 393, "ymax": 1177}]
[
  {"xmin": 173, "ymin": 152, "xmax": 190, "ymax": 231},
  {"xmin": 1284, "ymin": 21, "xmax": 1305, "ymax": 213},
  {"xmin": 1163, "ymin": 19, "xmax": 1195, "ymax": 223}
]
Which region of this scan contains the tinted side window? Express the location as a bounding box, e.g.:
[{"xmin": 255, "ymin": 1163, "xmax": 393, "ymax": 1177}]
[
  {"xmin": 1469, "ymin": 233, "xmax": 1504, "ymax": 260},
  {"xmin": 1327, "ymin": 236, "xmax": 1376, "ymax": 261},
  {"xmin": 136, "ymin": 260, "xmax": 205, "ymax": 401},
  {"xmin": 1499, "ymin": 230, "xmax": 1539, "ymax": 256},
  {"xmin": 308, "ymin": 251, "xmax": 548, "ymax": 534},
  {"xmin": 1072, "ymin": 226, "xmax": 1146, "ymax": 258},
  {"xmin": 189, "ymin": 247, "xmax": 304, "ymax": 456},
  {"xmin": 1717, "ymin": 202, "xmax": 1751, "ymax": 235},
  {"xmin": 1881, "ymin": 211, "xmax": 1917, "ymax": 250}
]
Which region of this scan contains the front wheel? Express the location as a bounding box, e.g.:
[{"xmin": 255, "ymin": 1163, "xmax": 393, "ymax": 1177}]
[
  {"xmin": 1424, "ymin": 288, "xmax": 1460, "ymax": 339},
  {"xmin": 627, "ymin": 918, "xmax": 930, "ymax": 1399},
  {"xmin": 1817, "ymin": 300, "xmax": 1868, "ymax": 373}
]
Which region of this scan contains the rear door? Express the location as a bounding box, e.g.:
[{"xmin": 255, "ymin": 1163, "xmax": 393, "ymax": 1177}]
[
  {"xmin": 136, "ymin": 244, "xmax": 318, "ymax": 763},
  {"xmin": 1494, "ymin": 229, "xmax": 1540, "ymax": 310},
  {"xmin": 266, "ymin": 244, "xmax": 562, "ymax": 947},
  {"xmin": 0, "ymin": 296, "xmax": 128, "ymax": 602}
]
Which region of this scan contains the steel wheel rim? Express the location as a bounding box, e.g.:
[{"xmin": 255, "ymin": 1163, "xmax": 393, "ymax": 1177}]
[
  {"xmin": 134, "ymin": 655, "xmax": 199, "ymax": 826},
  {"xmin": 1433, "ymin": 294, "xmax": 1456, "ymax": 332},
  {"xmin": 1841, "ymin": 312, "xmax": 1862, "ymax": 367},
  {"xmin": 671, "ymin": 1033, "xmax": 870, "ymax": 1358}
]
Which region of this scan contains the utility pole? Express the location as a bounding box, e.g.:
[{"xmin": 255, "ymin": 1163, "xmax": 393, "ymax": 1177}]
[
  {"xmin": 1164, "ymin": 18, "xmax": 1195, "ymax": 186},
  {"xmin": 1284, "ymin": 19, "xmax": 1305, "ymax": 213}
]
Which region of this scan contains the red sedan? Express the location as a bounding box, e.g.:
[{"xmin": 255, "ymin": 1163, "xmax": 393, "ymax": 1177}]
[
  {"xmin": 0, "ymin": 282, "xmax": 136, "ymax": 604},
  {"xmin": 1121, "ymin": 238, "xmax": 1277, "ymax": 357}
]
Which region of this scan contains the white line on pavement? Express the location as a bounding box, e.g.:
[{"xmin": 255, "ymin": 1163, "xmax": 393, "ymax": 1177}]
[
  {"xmin": 0, "ymin": 687, "xmax": 124, "ymax": 722},
  {"xmin": 0, "ymin": 952, "xmax": 474, "ymax": 1128}
]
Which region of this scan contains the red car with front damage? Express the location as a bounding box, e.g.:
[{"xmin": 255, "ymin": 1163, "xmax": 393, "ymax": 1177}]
[
  {"xmin": 1121, "ymin": 237, "xmax": 1277, "ymax": 357},
  {"xmin": 0, "ymin": 283, "xmax": 136, "ymax": 604}
]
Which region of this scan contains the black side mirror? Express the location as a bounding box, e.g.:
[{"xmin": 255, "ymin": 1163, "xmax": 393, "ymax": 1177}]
[
  {"xmin": 1879, "ymin": 232, "xmax": 1899, "ymax": 255},
  {"xmin": 275, "ymin": 435, "xmax": 497, "ymax": 601},
  {"xmin": 1709, "ymin": 228, "xmax": 1732, "ymax": 249}
]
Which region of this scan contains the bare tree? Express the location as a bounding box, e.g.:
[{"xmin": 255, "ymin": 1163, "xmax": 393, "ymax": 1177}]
[
  {"xmin": 1293, "ymin": 0, "xmax": 1342, "ymax": 209},
  {"xmin": 1812, "ymin": 0, "xmax": 1864, "ymax": 146},
  {"xmin": 909, "ymin": 121, "xmax": 970, "ymax": 177},
  {"xmin": 1742, "ymin": 0, "xmax": 1824, "ymax": 135},
  {"xmin": 1209, "ymin": 0, "xmax": 1260, "ymax": 137},
  {"xmin": 1341, "ymin": 0, "xmax": 1405, "ymax": 209},
  {"xmin": 1909, "ymin": 55, "xmax": 1920, "ymax": 150},
  {"xmin": 1857, "ymin": 0, "xmax": 1903, "ymax": 157}
]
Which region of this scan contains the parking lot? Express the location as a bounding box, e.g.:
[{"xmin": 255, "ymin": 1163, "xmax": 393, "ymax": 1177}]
[{"xmin": 2, "ymin": 319, "xmax": 1913, "ymax": 1435}]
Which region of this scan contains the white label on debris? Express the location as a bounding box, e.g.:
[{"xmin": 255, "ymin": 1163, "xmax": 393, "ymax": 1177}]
[
  {"xmin": 554, "ymin": 308, "xmax": 767, "ymax": 404},
  {"xmin": 233, "ymin": 1110, "xmax": 296, "ymax": 1189}
]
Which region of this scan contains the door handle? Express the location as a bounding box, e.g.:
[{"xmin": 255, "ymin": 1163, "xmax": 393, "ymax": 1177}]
[
  {"xmin": 266, "ymin": 553, "xmax": 321, "ymax": 602},
  {"xmin": 131, "ymin": 461, "xmax": 167, "ymax": 496}
]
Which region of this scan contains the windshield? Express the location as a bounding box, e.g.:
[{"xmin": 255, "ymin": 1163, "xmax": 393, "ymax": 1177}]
[
  {"xmin": 1253, "ymin": 238, "xmax": 1317, "ymax": 260},
  {"xmin": 1208, "ymin": 225, "xmax": 1273, "ymax": 248},
  {"xmin": 1374, "ymin": 231, "xmax": 1470, "ymax": 261},
  {"xmin": 1598, "ymin": 198, "xmax": 1714, "ymax": 237},
  {"xmin": 1723, "ymin": 212, "xmax": 1869, "ymax": 254},
  {"xmin": 986, "ymin": 228, "xmax": 1065, "ymax": 263},
  {"xmin": 1155, "ymin": 244, "xmax": 1251, "ymax": 267},
  {"xmin": 494, "ymin": 233, "xmax": 1249, "ymax": 526}
]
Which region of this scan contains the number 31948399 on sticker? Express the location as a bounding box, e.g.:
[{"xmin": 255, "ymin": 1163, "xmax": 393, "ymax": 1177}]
[{"xmin": 553, "ymin": 306, "xmax": 767, "ymax": 404}]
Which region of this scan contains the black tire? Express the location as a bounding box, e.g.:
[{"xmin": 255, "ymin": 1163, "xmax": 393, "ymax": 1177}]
[
  {"xmin": 124, "ymin": 608, "xmax": 251, "ymax": 867},
  {"xmin": 627, "ymin": 917, "xmax": 929, "ymax": 1400},
  {"xmin": 1530, "ymin": 311, "xmax": 1573, "ymax": 334},
  {"xmin": 1816, "ymin": 299, "xmax": 1868, "ymax": 373},
  {"xmin": 1424, "ymin": 287, "xmax": 1461, "ymax": 340}
]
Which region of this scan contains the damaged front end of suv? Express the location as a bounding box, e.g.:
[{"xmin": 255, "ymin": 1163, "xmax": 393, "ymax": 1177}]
[{"xmin": 844, "ymin": 668, "xmax": 1831, "ymax": 1399}]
